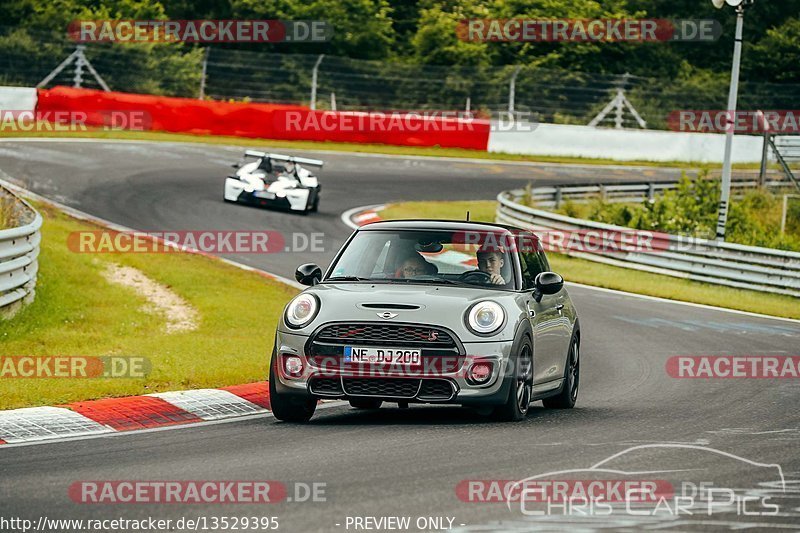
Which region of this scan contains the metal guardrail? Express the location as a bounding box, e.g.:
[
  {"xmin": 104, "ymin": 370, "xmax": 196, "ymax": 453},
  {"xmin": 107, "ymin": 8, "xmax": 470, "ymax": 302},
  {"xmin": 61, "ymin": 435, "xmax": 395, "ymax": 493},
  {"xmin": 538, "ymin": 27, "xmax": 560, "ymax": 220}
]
[
  {"xmin": 497, "ymin": 185, "xmax": 800, "ymax": 298},
  {"xmin": 529, "ymin": 177, "xmax": 791, "ymax": 209},
  {"xmin": 0, "ymin": 184, "xmax": 42, "ymax": 318}
]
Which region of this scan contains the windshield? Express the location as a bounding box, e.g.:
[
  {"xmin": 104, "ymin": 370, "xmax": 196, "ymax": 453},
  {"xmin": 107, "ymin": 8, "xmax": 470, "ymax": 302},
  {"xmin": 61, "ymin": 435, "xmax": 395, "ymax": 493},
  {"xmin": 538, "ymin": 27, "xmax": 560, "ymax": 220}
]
[{"xmin": 326, "ymin": 229, "xmax": 518, "ymax": 289}]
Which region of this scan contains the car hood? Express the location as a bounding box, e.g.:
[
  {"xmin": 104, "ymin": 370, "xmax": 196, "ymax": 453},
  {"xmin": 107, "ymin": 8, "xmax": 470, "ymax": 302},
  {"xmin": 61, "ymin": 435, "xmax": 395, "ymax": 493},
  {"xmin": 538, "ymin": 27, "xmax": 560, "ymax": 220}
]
[{"xmin": 283, "ymin": 282, "xmax": 523, "ymax": 342}]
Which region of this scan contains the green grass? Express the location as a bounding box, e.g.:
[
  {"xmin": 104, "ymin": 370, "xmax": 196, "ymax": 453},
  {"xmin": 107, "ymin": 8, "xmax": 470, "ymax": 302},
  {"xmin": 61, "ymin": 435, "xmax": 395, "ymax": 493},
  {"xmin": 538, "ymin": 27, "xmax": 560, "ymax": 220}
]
[
  {"xmin": 379, "ymin": 200, "xmax": 800, "ymax": 320},
  {"xmin": 0, "ymin": 201, "xmax": 298, "ymax": 410},
  {"xmin": 0, "ymin": 128, "xmax": 765, "ymax": 169},
  {"xmin": 0, "ymin": 195, "xmax": 20, "ymax": 229}
]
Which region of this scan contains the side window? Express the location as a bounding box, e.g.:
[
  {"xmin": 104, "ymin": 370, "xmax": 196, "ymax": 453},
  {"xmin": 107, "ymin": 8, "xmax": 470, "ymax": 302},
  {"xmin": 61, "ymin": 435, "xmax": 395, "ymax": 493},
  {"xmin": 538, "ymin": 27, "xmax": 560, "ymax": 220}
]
[
  {"xmin": 520, "ymin": 251, "xmax": 545, "ymax": 290},
  {"xmin": 537, "ymin": 249, "xmax": 551, "ymax": 273}
]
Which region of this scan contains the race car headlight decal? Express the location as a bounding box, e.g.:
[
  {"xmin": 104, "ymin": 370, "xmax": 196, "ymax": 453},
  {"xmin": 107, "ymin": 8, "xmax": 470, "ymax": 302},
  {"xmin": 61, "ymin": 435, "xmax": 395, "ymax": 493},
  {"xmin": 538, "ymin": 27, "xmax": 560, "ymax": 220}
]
[
  {"xmin": 285, "ymin": 294, "xmax": 319, "ymax": 328},
  {"xmin": 465, "ymin": 301, "xmax": 505, "ymax": 336}
]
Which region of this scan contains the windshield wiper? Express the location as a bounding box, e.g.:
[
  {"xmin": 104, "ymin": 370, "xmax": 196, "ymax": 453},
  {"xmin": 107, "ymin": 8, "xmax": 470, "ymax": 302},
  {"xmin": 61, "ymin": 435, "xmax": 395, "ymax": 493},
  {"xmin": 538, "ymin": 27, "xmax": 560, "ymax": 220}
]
[
  {"xmin": 392, "ymin": 277, "xmax": 459, "ymax": 285},
  {"xmin": 326, "ymin": 276, "xmax": 371, "ymax": 282}
]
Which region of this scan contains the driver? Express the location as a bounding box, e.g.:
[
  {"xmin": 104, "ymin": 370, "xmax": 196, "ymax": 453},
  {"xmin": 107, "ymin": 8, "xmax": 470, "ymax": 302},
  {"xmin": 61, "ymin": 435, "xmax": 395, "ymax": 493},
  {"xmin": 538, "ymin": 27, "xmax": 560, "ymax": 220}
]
[
  {"xmin": 476, "ymin": 247, "xmax": 507, "ymax": 285},
  {"xmin": 396, "ymin": 253, "xmax": 434, "ymax": 278}
]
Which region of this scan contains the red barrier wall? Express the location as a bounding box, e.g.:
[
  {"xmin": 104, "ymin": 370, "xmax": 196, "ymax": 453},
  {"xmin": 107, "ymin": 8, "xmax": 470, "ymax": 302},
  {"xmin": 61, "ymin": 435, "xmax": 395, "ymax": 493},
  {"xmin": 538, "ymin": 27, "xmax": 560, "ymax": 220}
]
[{"xmin": 37, "ymin": 87, "xmax": 490, "ymax": 150}]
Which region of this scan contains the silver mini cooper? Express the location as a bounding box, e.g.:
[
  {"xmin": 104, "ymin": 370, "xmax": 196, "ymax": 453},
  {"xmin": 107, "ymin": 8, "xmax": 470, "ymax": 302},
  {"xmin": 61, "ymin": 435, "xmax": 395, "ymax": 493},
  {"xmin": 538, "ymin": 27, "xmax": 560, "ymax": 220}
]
[{"xmin": 269, "ymin": 220, "xmax": 580, "ymax": 422}]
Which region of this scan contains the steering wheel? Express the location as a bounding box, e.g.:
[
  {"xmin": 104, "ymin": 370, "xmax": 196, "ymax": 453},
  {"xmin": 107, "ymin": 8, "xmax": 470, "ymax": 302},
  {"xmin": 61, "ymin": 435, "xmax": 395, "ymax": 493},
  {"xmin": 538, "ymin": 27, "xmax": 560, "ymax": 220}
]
[{"xmin": 458, "ymin": 270, "xmax": 492, "ymax": 284}]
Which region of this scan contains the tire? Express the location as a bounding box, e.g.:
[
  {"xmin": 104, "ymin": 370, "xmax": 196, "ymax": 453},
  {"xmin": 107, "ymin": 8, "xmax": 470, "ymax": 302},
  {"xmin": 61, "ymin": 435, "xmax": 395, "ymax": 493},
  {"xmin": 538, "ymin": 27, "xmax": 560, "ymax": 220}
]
[
  {"xmin": 542, "ymin": 332, "xmax": 580, "ymax": 409},
  {"xmin": 492, "ymin": 340, "xmax": 533, "ymax": 422},
  {"xmin": 268, "ymin": 351, "xmax": 316, "ymax": 423},
  {"xmin": 349, "ymin": 398, "xmax": 382, "ymax": 409}
]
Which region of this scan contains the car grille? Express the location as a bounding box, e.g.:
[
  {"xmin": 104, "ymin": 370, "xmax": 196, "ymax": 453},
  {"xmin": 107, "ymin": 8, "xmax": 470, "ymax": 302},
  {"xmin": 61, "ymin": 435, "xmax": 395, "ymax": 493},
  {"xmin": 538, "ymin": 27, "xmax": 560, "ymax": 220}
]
[
  {"xmin": 309, "ymin": 378, "xmax": 457, "ymax": 401},
  {"xmin": 308, "ymin": 378, "xmax": 343, "ymax": 396},
  {"xmin": 343, "ymin": 378, "xmax": 420, "ymax": 398},
  {"xmin": 314, "ymin": 324, "xmax": 456, "ymax": 347},
  {"xmin": 307, "ymin": 323, "xmax": 464, "ymax": 374},
  {"xmin": 418, "ymin": 379, "xmax": 455, "ymax": 401}
]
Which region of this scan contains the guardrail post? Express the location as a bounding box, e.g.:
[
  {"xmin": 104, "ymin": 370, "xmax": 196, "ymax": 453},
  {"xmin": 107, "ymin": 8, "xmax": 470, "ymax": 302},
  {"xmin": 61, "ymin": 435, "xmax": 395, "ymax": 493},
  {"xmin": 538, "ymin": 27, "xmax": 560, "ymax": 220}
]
[
  {"xmin": 199, "ymin": 46, "xmax": 210, "ymax": 100},
  {"xmin": 648, "ymin": 182, "xmax": 655, "ymax": 201},
  {"xmin": 554, "ymin": 186, "xmax": 563, "ymax": 209},
  {"xmin": 508, "ymin": 66, "xmax": 521, "ymax": 114},
  {"xmin": 759, "ymin": 131, "xmax": 770, "ymax": 188},
  {"xmin": 310, "ymin": 54, "xmax": 325, "ymax": 111}
]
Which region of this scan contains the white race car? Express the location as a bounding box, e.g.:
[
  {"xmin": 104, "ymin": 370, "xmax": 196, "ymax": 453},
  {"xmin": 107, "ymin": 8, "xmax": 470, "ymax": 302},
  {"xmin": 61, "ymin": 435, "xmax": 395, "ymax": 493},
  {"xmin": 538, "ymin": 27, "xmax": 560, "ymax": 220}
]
[{"xmin": 224, "ymin": 151, "xmax": 322, "ymax": 214}]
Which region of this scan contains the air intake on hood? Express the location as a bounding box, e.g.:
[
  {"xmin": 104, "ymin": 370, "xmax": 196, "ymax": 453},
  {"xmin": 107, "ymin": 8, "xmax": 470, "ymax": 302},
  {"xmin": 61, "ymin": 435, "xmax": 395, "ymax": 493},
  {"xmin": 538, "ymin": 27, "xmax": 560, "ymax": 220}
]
[{"xmin": 360, "ymin": 303, "xmax": 421, "ymax": 310}]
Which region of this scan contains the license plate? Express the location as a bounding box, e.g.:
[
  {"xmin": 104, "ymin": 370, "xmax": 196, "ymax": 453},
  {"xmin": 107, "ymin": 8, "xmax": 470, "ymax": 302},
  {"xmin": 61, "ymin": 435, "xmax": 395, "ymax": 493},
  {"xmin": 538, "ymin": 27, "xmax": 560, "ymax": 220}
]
[
  {"xmin": 343, "ymin": 346, "xmax": 421, "ymax": 365},
  {"xmin": 254, "ymin": 190, "xmax": 275, "ymax": 199}
]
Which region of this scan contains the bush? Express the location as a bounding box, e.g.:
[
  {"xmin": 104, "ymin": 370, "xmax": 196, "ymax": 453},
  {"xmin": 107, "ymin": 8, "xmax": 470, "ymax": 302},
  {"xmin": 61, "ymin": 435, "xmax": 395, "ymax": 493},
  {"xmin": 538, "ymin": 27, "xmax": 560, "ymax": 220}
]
[{"xmin": 557, "ymin": 172, "xmax": 800, "ymax": 251}]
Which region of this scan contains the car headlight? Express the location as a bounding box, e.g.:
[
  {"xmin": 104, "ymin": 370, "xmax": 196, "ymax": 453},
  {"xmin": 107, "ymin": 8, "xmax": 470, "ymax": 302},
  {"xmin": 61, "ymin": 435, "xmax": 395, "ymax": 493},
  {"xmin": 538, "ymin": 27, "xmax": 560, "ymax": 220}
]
[
  {"xmin": 465, "ymin": 301, "xmax": 505, "ymax": 336},
  {"xmin": 285, "ymin": 293, "xmax": 319, "ymax": 328}
]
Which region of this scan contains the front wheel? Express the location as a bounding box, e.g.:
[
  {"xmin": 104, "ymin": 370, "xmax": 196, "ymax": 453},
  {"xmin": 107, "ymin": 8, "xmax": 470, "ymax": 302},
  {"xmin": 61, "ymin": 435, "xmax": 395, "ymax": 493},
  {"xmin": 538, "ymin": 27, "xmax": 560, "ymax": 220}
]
[
  {"xmin": 492, "ymin": 341, "xmax": 533, "ymax": 422},
  {"xmin": 542, "ymin": 333, "xmax": 580, "ymax": 409},
  {"xmin": 268, "ymin": 352, "xmax": 316, "ymax": 422}
]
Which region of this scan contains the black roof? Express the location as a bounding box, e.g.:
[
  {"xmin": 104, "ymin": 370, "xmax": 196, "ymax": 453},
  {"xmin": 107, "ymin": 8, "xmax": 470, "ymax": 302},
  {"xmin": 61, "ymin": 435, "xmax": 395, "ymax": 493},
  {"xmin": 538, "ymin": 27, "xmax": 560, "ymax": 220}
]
[{"xmin": 358, "ymin": 219, "xmax": 533, "ymax": 234}]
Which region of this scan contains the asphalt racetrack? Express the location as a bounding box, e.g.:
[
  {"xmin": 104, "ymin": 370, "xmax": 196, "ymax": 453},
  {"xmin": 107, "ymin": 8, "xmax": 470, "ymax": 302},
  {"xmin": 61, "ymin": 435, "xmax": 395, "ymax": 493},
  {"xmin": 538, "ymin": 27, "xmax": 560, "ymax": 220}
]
[{"xmin": 0, "ymin": 139, "xmax": 798, "ymax": 531}]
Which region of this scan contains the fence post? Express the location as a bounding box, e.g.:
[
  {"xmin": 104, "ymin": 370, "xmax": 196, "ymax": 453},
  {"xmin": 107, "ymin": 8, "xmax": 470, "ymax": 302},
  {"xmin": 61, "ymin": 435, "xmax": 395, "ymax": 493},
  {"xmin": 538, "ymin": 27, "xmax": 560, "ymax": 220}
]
[
  {"xmin": 757, "ymin": 111, "xmax": 770, "ymax": 187},
  {"xmin": 310, "ymin": 54, "xmax": 325, "ymax": 111},
  {"xmin": 199, "ymin": 46, "xmax": 210, "ymax": 100},
  {"xmin": 508, "ymin": 66, "xmax": 521, "ymax": 114},
  {"xmin": 72, "ymin": 45, "xmax": 85, "ymax": 88}
]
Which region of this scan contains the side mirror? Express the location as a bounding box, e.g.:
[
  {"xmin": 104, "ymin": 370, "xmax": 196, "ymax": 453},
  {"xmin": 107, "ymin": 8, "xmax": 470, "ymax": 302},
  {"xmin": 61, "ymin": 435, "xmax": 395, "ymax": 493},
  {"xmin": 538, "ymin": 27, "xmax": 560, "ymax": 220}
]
[
  {"xmin": 295, "ymin": 263, "xmax": 322, "ymax": 286},
  {"xmin": 533, "ymin": 271, "xmax": 564, "ymax": 302}
]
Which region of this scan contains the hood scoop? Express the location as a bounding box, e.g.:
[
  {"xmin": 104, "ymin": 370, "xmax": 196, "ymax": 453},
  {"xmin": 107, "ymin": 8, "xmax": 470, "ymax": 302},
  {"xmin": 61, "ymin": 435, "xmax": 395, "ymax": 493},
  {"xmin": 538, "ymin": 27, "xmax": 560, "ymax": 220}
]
[{"xmin": 359, "ymin": 303, "xmax": 421, "ymax": 310}]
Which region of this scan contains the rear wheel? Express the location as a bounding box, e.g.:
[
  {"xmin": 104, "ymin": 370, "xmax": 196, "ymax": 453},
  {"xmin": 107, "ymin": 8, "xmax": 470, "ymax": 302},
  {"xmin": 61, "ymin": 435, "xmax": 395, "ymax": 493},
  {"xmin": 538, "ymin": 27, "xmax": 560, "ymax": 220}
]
[
  {"xmin": 542, "ymin": 333, "xmax": 580, "ymax": 409},
  {"xmin": 268, "ymin": 351, "xmax": 316, "ymax": 422},
  {"xmin": 492, "ymin": 341, "xmax": 533, "ymax": 422},
  {"xmin": 349, "ymin": 398, "xmax": 382, "ymax": 409}
]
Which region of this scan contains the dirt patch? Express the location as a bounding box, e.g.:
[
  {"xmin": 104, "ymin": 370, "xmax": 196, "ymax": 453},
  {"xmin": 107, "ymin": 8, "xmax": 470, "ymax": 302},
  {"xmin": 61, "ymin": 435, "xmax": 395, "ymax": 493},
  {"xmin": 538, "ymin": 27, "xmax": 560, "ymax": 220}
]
[{"xmin": 101, "ymin": 263, "xmax": 199, "ymax": 333}]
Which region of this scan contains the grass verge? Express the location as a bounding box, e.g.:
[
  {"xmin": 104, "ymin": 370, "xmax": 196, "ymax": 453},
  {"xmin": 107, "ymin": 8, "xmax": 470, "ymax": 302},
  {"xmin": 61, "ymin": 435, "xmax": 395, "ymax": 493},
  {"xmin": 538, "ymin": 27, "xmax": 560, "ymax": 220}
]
[
  {"xmin": 0, "ymin": 200, "xmax": 298, "ymax": 410},
  {"xmin": 0, "ymin": 191, "xmax": 22, "ymax": 229},
  {"xmin": 0, "ymin": 129, "xmax": 765, "ymax": 169},
  {"xmin": 379, "ymin": 200, "xmax": 800, "ymax": 320}
]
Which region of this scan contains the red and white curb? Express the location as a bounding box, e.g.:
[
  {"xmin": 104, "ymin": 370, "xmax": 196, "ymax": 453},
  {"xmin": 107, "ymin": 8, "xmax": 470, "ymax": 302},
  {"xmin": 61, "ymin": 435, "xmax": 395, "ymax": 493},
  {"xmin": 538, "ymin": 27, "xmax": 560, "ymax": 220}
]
[
  {"xmin": 0, "ymin": 174, "xmax": 300, "ymax": 447},
  {"xmin": 0, "ymin": 383, "xmax": 270, "ymax": 445}
]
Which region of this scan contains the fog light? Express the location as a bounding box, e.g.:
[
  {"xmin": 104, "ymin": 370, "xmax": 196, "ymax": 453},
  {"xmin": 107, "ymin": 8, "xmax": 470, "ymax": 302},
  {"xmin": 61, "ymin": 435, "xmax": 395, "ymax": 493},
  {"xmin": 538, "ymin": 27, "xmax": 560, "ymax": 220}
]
[
  {"xmin": 467, "ymin": 362, "xmax": 493, "ymax": 385},
  {"xmin": 284, "ymin": 355, "xmax": 304, "ymax": 377}
]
